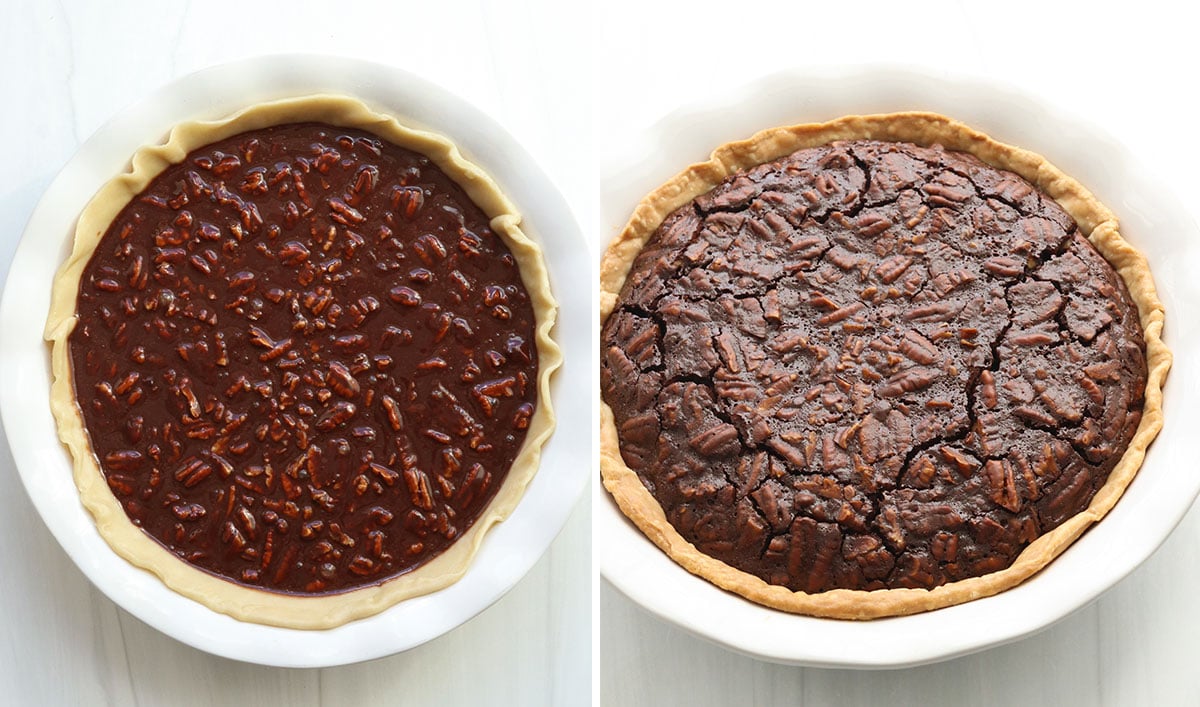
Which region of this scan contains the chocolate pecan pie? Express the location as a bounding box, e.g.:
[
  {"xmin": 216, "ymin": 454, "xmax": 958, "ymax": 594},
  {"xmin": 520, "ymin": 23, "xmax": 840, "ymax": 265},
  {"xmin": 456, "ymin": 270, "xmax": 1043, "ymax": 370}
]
[
  {"xmin": 45, "ymin": 96, "xmax": 560, "ymax": 628},
  {"xmin": 599, "ymin": 113, "xmax": 1168, "ymax": 618}
]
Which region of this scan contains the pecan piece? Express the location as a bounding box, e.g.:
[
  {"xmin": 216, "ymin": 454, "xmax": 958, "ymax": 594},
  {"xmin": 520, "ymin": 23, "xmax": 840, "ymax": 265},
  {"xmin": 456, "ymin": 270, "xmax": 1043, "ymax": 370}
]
[
  {"xmin": 315, "ymin": 401, "xmax": 357, "ymax": 431},
  {"xmin": 688, "ymin": 423, "xmax": 740, "ymax": 457},
  {"xmin": 326, "ymin": 361, "xmax": 361, "ymax": 398}
]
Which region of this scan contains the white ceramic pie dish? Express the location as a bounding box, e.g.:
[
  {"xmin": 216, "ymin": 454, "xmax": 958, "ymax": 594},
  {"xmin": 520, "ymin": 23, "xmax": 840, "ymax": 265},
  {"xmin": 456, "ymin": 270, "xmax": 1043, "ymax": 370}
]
[
  {"xmin": 597, "ymin": 66, "xmax": 1200, "ymax": 668},
  {"xmin": 0, "ymin": 55, "xmax": 589, "ymax": 667}
]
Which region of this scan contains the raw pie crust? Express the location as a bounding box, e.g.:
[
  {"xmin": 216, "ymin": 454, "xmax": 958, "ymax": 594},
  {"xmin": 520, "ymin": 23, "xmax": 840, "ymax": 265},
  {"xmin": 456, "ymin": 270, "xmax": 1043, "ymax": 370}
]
[
  {"xmin": 599, "ymin": 112, "xmax": 1169, "ymax": 619},
  {"xmin": 45, "ymin": 95, "xmax": 561, "ymax": 629}
]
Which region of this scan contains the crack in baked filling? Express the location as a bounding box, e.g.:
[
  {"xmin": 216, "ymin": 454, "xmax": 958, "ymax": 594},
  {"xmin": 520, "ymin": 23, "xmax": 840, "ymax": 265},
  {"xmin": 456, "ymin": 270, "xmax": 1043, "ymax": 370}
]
[
  {"xmin": 70, "ymin": 123, "xmax": 539, "ymax": 595},
  {"xmin": 601, "ymin": 140, "xmax": 1146, "ymax": 592}
]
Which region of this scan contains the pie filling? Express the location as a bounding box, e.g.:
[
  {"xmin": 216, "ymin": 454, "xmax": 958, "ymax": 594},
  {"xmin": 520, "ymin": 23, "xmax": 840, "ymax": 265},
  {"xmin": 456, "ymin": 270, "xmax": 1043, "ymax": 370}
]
[
  {"xmin": 70, "ymin": 123, "xmax": 538, "ymax": 595},
  {"xmin": 602, "ymin": 140, "xmax": 1147, "ymax": 592}
]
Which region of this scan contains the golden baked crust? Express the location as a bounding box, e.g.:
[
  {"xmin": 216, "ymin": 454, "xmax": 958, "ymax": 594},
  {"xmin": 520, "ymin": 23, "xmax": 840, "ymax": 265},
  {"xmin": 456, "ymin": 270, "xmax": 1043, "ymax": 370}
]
[
  {"xmin": 45, "ymin": 95, "xmax": 561, "ymax": 629},
  {"xmin": 599, "ymin": 112, "xmax": 1169, "ymax": 618}
]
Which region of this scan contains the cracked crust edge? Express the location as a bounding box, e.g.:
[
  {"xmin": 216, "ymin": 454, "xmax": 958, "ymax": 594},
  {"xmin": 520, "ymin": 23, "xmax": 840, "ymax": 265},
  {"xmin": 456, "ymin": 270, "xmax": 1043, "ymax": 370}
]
[
  {"xmin": 598, "ymin": 111, "xmax": 1170, "ymax": 619},
  {"xmin": 44, "ymin": 94, "xmax": 562, "ymax": 629}
]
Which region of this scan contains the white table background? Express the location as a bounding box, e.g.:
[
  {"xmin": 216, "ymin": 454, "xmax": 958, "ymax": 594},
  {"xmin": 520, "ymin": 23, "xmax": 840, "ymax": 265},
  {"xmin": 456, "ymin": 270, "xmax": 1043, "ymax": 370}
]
[
  {"xmin": 594, "ymin": 1, "xmax": 1200, "ymax": 706},
  {"xmin": 5, "ymin": 0, "xmax": 1200, "ymax": 705},
  {"xmin": 0, "ymin": 1, "xmax": 591, "ymax": 705}
]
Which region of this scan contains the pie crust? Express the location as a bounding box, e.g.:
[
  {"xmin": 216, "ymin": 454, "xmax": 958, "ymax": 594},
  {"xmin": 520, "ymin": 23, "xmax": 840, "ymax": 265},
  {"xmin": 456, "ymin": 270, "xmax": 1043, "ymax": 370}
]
[
  {"xmin": 599, "ymin": 112, "xmax": 1169, "ymax": 618},
  {"xmin": 45, "ymin": 95, "xmax": 561, "ymax": 628}
]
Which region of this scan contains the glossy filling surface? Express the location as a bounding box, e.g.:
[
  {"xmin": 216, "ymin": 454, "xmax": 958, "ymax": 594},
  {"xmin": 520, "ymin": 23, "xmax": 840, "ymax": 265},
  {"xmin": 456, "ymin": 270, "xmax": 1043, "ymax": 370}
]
[
  {"xmin": 71, "ymin": 123, "xmax": 538, "ymax": 595},
  {"xmin": 601, "ymin": 139, "xmax": 1146, "ymax": 592}
]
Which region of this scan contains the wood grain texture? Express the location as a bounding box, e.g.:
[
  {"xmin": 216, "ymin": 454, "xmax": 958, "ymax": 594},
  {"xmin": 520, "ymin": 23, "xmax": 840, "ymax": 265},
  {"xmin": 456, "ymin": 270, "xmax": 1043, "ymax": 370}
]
[
  {"xmin": 593, "ymin": 1, "xmax": 1200, "ymax": 704},
  {"xmin": 602, "ymin": 502, "xmax": 1200, "ymax": 707},
  {"xmin": 0, "ymin": 440, "xmax": 589, "ymax": 706},
  {"xmin": 0, "ymin": 0, "xmax": 592, "ymax": 704}
]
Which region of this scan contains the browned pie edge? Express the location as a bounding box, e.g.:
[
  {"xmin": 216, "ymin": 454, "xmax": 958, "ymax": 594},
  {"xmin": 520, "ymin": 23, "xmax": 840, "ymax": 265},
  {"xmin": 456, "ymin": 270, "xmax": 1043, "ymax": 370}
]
[
  {"xmin": 44, "ymin": 95, "xmax": 562, "ymax": 629},
  {"xmin": 598, "ymin": 112, "xmax": 1170, "ymax": 619}
]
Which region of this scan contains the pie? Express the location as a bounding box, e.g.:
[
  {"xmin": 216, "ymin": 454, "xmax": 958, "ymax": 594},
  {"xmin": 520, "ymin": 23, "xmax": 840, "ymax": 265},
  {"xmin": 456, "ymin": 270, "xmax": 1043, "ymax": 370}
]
[
  {"xmin": 599, "ymin": 112, "xmax": 1169, "ymax": 618},
  {"xmin": 45, "ymin": 95, "xmax": 560, "ymax": 628}
]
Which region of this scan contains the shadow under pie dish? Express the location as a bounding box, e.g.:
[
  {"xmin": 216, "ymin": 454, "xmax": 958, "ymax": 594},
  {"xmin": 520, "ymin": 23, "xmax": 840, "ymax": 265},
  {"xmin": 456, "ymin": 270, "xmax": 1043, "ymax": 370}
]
[
  {"xmin": 44, "ymin": 95, "xmax": 560, "ymax": 629},
  {"xmin": 599, "ymin": 112, "xmax": 1169, "ymax": 619}
]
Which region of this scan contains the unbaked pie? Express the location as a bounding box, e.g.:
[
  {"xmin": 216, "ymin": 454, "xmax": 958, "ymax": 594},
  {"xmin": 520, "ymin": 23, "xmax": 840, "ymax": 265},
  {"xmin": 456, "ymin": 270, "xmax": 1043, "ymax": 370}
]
[{"xmin": 46, "ymin": 95, "xmax": 560, "ymax": 628}]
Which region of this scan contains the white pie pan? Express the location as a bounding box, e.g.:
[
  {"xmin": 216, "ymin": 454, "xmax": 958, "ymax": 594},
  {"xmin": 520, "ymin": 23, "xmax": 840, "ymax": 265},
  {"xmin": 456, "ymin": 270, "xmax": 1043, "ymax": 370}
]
[
  {"xmin": 0, "ymin": 55, "xmax": 589, "ymax": 668},
  {"xmin": 598, "ymin": 66, "xmax": 1200, "ymax": 668}
]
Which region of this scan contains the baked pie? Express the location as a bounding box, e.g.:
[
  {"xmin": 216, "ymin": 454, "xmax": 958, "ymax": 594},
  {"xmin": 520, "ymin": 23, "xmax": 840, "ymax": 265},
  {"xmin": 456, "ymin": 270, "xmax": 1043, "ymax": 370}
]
[{"xmin": 600, "ymin": 113, "xmax": 1168, "ymax": 618}]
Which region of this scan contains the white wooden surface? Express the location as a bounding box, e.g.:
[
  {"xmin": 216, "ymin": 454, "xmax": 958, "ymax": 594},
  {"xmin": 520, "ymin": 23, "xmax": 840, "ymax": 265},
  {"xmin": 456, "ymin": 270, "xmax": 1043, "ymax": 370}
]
[
  {"xmin": 8, "ymin": 0, "xmax": 1200, "ymax": 704},
  {"xmin": 594, "ymin": 1, "xmax": 1200, "ymax": 705},
  {"xmin": 0, "ymin": 1, "xmax": 591, "ymax": 704}
]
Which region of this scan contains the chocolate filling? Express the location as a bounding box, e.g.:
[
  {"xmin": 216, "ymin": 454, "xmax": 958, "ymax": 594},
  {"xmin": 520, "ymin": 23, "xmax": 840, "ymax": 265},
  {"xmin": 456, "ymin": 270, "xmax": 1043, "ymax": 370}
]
[
  {"xmin": 71, "ymin": 123, "xmax": 538, "ymax": 595},
  {"xmin": 602, "ymin": 140, "xmax": 1146, "ymax": 592}
]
